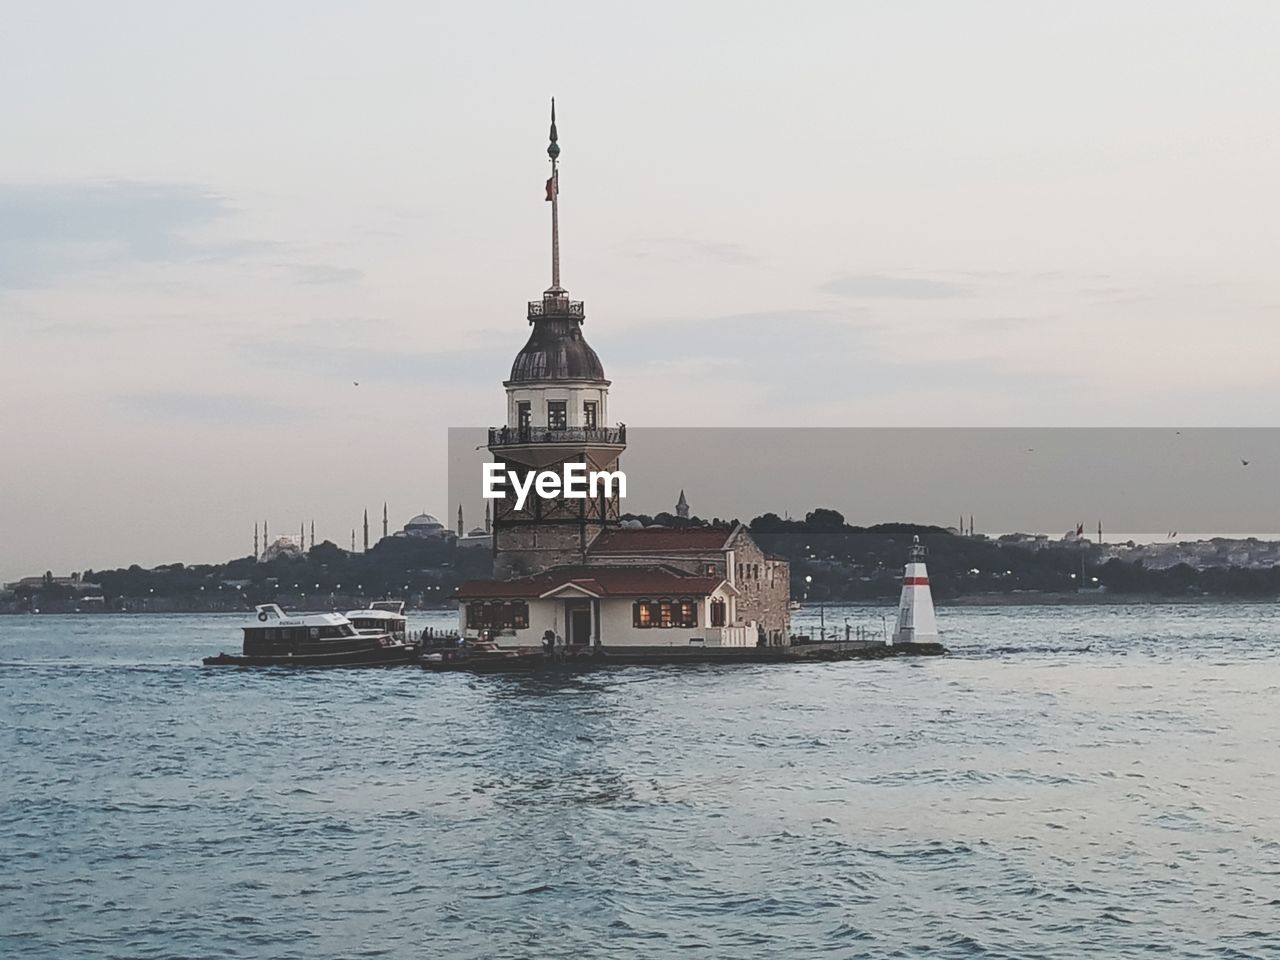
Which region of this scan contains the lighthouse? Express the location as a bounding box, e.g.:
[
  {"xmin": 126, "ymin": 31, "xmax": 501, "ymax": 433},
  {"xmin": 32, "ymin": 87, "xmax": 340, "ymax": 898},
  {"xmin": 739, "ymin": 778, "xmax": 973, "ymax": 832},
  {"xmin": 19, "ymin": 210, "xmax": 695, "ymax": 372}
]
[{"xmin": 892, "ymin": 536, "xmax": 939, "ymax": 646}]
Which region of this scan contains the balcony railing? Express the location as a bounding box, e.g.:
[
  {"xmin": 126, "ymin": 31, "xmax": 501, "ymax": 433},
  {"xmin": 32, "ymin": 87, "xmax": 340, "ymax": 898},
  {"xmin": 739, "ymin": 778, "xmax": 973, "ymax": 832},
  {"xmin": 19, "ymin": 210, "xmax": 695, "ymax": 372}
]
[
  {"xmin": 528, "ymin": 297, "xmax": 585, "ymax": 320},
  {"xmin": 488, "ymin": 425, "xmax": 626, "ymax": 447}
]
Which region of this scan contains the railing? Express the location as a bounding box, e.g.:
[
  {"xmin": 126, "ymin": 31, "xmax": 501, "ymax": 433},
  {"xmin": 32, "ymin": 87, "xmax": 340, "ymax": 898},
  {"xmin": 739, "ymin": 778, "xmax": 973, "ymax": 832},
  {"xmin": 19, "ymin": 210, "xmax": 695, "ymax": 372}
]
[
  {"xmin": 488, "ymin": 425, "xmax": 626, "ymax": 447},
  {"xmin": 528, "ymin": 298, "xmax": 585, "ymax": 320}
]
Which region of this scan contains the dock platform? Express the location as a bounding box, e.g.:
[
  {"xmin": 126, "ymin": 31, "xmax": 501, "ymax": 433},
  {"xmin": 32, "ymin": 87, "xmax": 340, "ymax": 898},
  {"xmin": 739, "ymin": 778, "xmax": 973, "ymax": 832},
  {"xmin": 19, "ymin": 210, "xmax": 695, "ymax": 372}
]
[{"xmin": 420, "ymin": 640, "xmax": 945, "ymax": 672}]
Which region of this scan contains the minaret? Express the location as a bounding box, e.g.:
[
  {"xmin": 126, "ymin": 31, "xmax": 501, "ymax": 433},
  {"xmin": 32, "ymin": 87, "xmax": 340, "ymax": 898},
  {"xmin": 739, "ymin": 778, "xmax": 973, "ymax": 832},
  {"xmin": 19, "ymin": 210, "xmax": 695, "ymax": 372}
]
[
  {"xmin": 488, "ymin": 99, "xmax": 625, "ymax": 577},
  {"xmin": 310, "ymin": 520, "xmax": 315, "ymax": 550},
  {"xmin": 457, "ymin": 503, "xmax": 464, "ymax": 537},
  {"xmin": 484, "ymin": 500, "xmax": 491, "ymax": 535},
  {"xmin": 351, "ymin": 529, "xmax": 356, "ymax": 552},
  {"xmin": 254, "ymin": 522, "xmax": 259, "ymax": 559},
  {"xmin": 383, "ymin": 502, "xmax": 388, "ymax": 540},
  {"xmin": 363, "ymin": 509, "xmax": 369, "ymax": 552},
  {"xmin": 300, "ymin": 522, "xmax": 305, "ymax": 550},
  {"xmin": 892, "ymin": 536, "xmax": 940, "ymax": 646},
  {"xmin": 264, "ymin": 520, "xmax": 268, "ymax": 546},
  {"xmin": 676, "ymin": 489, "xmax": 689, "ymax": 520}
]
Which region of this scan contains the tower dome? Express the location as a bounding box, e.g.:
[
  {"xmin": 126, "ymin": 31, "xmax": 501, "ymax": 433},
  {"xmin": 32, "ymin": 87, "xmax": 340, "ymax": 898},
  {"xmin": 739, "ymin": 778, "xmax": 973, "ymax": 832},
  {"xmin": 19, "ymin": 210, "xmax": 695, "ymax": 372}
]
[{"xmin": 509, "ymin": 308, "xmax": 605, "ymax": 383}]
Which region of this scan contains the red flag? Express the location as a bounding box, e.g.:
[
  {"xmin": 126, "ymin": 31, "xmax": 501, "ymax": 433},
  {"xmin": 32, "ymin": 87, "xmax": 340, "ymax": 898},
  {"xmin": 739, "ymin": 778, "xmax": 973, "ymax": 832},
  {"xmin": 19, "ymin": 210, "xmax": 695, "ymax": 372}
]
[{"xmin": 545, "ymin": 175, "xmax": 557, "ymax": 201}]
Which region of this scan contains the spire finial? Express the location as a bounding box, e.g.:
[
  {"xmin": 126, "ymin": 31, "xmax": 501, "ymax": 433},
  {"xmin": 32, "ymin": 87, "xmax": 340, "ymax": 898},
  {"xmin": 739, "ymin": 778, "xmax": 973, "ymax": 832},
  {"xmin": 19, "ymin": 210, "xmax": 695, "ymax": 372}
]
[{"xmin": 544, "ymin": 97, "xmax": 562, "ymax": 292}]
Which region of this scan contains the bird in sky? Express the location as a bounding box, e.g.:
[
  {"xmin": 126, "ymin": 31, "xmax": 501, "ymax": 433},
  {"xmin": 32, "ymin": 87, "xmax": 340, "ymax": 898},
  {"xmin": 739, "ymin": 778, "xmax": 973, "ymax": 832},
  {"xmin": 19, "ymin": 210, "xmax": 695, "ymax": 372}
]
[
  {"xmin": 1241, "ymin": 459, "xmax": 1250, "ymax": 466},
  {"xmin": 353, "ymin": 381, "xmax": 360, "ymax": 387}
]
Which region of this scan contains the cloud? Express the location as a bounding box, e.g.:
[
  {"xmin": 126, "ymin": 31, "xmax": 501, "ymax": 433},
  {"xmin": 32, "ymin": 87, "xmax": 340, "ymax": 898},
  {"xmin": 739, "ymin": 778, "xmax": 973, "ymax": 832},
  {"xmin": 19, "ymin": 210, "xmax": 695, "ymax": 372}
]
[
  {"xmin": 621, "ymin": 237, "xmax": 760, "ymax": 267},
  {"xmin": 113, "ymin": 392, "xmax": 307, "ymax": 425},
  {"xmin": 0, "ymin": 180, "xmax": 248, "ymax": 288},
  {"xmin": 288, "ymin": 263, "xmax": 364, "ymax": 285},
  {"xmin": 237, "ymin": 339, "xmax": 509, "ymax": 385},
  {"xmin": 822, "ymin": 274, "xmax": 972, "ymax": 300}
]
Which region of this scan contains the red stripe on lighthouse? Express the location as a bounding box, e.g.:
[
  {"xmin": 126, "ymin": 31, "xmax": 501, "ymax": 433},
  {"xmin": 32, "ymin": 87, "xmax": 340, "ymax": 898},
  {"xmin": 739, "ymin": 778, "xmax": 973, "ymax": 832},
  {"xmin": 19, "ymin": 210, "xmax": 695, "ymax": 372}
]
[{"xmin": 904, "ymin": 577, "xmax": 930, "ymax": 586}]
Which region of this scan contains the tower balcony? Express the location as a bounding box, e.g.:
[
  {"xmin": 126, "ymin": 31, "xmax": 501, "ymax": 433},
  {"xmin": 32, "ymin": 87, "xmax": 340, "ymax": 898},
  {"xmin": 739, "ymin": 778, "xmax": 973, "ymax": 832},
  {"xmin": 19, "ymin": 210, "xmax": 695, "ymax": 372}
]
[
  {"xmin": 488, "ymin": 425, "xmax": 626, "ymax": 448},
  {"xmin": 528, "ymin": 297, "xmax": 585, "ymax": 321}
]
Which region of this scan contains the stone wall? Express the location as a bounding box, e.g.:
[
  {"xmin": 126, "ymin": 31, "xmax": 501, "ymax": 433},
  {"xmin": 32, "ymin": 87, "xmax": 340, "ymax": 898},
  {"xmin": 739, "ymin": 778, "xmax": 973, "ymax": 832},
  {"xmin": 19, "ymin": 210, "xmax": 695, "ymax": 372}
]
[{"xmin": 728, "ymin": 531, "xmax": 791, "ymax": 645}]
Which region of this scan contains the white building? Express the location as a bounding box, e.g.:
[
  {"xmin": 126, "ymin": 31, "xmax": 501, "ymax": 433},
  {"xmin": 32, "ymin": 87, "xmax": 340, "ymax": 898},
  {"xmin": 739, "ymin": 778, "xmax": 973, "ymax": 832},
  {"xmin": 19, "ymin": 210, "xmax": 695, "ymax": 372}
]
[{"xmin": 457, "ymin": 566, "xmax": 751, "ymax": 649}]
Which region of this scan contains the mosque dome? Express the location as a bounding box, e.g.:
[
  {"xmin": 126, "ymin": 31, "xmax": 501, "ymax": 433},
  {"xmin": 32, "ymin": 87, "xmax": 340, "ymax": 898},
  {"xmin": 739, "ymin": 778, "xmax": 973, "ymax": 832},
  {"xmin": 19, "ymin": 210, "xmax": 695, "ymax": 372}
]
[{"xmin": 404, "ymin": 513, "xmax": 447, "ymax": 538}]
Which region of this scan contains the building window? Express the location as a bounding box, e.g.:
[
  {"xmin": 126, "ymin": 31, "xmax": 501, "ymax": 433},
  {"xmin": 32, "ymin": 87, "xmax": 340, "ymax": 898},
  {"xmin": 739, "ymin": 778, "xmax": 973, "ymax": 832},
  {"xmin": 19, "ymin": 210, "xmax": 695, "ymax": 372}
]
[
  {"xmin": 705, "ymin": 564, "xmax": 716, "ymax": 576},
  {"xmin": 658, "ymin": 600, "xmax": 674, "ymax": 628},
  {"xmin": 710, "ymin": 598, "xmax": 727, "ymax": 627},
  {"xmin": 635, "ymin": 600, "xmax": 652, "ymax": 628},
  {"xmin": 677, "ymin": 599, "xmax": 697, "ymax": 627},
  {"xmin": 547, "ymin": 401, "xmax": 567, "ymax": 430},
  {"xmin": 517, "ymin": 402, "xmax": 531, "ymax": 431},
  {"xmin": 583, "ymin": 401, "xmax": 597, "ymax": 429},
  {"xmin": 753, "ymin": 564, "xmax": 759, "ymax": 579},
  {"xmin": 465, "ymin": 600, "xmax": 530, "ymax": 631}
]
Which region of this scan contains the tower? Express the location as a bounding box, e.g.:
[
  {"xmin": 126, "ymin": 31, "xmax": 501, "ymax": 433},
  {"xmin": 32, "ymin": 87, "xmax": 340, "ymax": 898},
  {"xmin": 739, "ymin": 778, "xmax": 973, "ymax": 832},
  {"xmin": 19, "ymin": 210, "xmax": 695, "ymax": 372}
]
[
  {"xmin": 363, "ymin": 509, "xmax": 369, "ymax": 553},
  {"xmin": 484, "ymin": 500, "xmax": 491, "ymax": 535},
  {"xmin": 254, "ymin": 522, "xmax": 259, "ymax": 559},
  {"xmin": 676, "ymin": 489, "xmax": 689, "ymax": 520},
  {"xmin": 264, "ymin": 520, "xmax": 268, "ymax": 546},
  {"xmin": 488, "ymin": 99, "xmax": 625, "ymax": 578},
  {"xmin": 351, "ymin": 529, "xmax": 355, "ymax": 552},
  {"xmin": 300, "ymin": 522, "xmax": 305, "ymax": 550},
  {"xmin": 310, "ymin": 520, "xmax": 314, "ymax": 550},
  {"xmin": 892, "ymin": 536, "xmax": 939, "ymax": 646},
  {"xmin": 383, "ymin": 503, "xmax": 388, "ymax": 540},
  {"xmin": 457, "ymin": 503, "xmax": 464, "ymax": 537}
]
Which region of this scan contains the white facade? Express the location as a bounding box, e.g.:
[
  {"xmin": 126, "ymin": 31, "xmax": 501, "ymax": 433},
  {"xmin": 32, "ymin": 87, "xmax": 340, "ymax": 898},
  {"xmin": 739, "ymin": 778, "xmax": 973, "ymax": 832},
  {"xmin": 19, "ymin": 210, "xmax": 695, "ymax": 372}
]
[
  {"xmin": 460, "ymin": 582, "xmax": 752, "ymax": 650},
  {"xmin": 504, "ymin": 380, "xmax": 611, "ymax": 430}
]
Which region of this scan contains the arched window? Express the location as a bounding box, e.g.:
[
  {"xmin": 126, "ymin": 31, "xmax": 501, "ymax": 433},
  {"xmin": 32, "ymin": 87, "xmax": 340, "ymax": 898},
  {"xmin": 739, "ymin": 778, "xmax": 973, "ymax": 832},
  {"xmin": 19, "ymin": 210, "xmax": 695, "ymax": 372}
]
[
  {"xmin": 710, "ymin": 598, "xmax": 727, "ymax": 627},
  {"xmin": 658, "ymin": 600, "xmax": 674, "ymax": 628},
  {"xmin": 634, "ymin": 600, "xmax": 653, "ymax": 627},
  {"xmin": 511, "ymin": 600, "xmax": 529, "ymax": 630},
  {"xmin": 677, "ymin": 598, "xmax": 697, "ymax": 627}
]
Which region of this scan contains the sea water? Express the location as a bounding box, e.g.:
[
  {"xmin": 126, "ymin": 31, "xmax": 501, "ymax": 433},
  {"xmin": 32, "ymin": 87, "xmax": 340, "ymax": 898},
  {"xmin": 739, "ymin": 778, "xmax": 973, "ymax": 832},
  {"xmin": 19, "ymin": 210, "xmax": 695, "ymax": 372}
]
[{"xmin": 2, "ymin": 604, "xmax": 1278, "ymax": 959}]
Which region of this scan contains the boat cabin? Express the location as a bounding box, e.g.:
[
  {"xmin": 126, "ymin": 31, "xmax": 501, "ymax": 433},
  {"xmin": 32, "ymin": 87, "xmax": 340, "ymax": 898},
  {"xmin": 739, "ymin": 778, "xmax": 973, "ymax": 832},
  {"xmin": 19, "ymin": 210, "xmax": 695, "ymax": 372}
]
[
  {"xmin": 345, "ymin": 600, "xmax": 408, "ymax": 641},
  {"xmin": 243, "ymin": 604, "xmax": 364, "ymax": 656}
]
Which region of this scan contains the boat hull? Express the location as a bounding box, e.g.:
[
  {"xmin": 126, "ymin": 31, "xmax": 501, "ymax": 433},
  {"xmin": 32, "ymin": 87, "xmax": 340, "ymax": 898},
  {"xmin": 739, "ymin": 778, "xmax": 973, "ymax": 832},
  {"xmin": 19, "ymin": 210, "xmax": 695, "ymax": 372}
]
[{"xmin": 203, "ymin": 643, "xmax": 419, "ymax": 667}]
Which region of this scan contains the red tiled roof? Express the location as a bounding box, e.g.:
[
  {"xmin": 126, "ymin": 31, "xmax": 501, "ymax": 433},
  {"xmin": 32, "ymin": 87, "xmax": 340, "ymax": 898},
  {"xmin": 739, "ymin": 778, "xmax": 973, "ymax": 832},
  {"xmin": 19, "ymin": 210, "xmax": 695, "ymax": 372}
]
[
  {"xmin": 588, "ymin": 527, "xmax": 733, "ymax": 555},
  {"xmin": 456, "ymin": 564, "xmax": 728, "ymax": 600}
]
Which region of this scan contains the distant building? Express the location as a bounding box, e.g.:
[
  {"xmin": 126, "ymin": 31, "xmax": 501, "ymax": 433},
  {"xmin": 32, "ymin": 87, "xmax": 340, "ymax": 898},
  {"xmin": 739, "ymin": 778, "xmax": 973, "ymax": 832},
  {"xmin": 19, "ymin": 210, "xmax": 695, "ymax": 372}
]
[
  {"xmin": 675, "ymin": 490, "xmax": 689, "ymax": 519},
  {"xmin": 397, "ymin": 513, "xmax": 453, "ymax": 541}
]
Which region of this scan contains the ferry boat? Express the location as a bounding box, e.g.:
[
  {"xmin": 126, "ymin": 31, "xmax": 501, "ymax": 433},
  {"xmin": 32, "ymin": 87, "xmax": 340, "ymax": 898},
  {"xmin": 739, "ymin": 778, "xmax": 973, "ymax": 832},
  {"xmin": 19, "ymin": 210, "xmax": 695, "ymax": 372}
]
[
  {"xmin": 202, "ymin": 603, "xmax": 419, "ymax": 667},
  {"xmin": 345, "ymin": 600, "xmax": 408, "ymax": 642}
]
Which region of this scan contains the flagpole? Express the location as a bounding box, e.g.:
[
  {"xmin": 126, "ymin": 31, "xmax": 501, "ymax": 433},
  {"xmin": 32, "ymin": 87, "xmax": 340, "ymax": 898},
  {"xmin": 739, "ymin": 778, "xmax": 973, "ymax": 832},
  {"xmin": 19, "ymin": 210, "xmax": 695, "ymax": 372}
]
[{"xmin": 548, "ymin": 97, "xmax": 561, "ymax": 291}]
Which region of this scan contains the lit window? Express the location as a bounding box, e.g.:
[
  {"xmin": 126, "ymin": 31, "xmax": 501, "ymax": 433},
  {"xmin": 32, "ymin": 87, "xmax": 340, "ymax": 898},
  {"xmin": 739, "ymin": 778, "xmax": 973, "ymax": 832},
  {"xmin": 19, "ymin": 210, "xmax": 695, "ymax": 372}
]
[
  {"xmin": 511, "ymin": 601, "xmax": 529, "ymax": 630},
  {"xmin": 517, "ymin": 402, "xmax": 531, "ymax": 431},
  {"xmin": 635, "ymin": 600, "xmax": 652, "ymax": 627},
  {"xmin": 583, "ymin": 401, "xmax": 597, "ymax": 429},
  {"xmin": 678, "ymin": 599, "xmax": 697, "ymax": 627},
  {"xmin": 659, "ymin": 600, "xmax": 674, "ymax": 628}
]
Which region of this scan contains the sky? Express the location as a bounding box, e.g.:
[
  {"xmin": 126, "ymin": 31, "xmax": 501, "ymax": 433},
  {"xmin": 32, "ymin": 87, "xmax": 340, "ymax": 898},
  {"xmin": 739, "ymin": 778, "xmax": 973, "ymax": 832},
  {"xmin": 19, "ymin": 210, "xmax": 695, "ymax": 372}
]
[{"xmin": 2, "ymin": 1, "xmax": 1279, "ymax": 581}]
